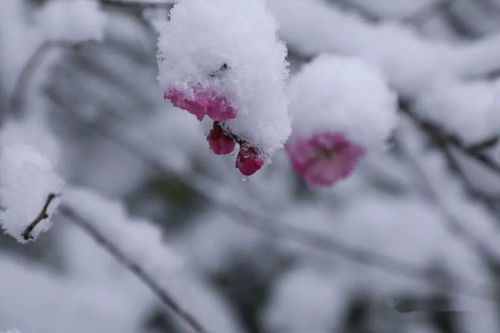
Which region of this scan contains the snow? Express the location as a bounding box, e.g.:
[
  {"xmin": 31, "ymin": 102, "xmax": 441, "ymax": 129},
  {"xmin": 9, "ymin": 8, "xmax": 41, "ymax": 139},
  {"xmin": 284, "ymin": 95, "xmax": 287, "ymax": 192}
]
[
  {"xmin": 416, "ymin": 78, "xmax": 500, "ymax": 143},
  {"xmin": 269, "ymin": 0, "xmax": 453, "ymax": 96},
  {"xmin": 35, "ymin": 0, "xmax": 106, "ymax": 43},
  {"xmin": 64, "ymin": 187, "xmax": 182, "ymax": 278},
  {"xmin": 264, "ymin": 266, "xmax": 348, "ymax": 332},
  {"xmin": 157, "ymin": 0, "xmax": 291, "ymax": 159},
  {"xmin": 0, "ymin": 116, "xmax": 64, "ymax": 243},
  {"xmin": 270, "ymin": 0, "xmax": 500, "ymax": 144},
  {"xmin": 0, "ymin": 116, "xmax": 60, "ymax": 163},
  {"xmin": 0, "ymin": 144, "xmax": 63, "ymax": 243},
  {"xmin": 288, "ymin": 54, "xmax": 398, "ymax": 151}
]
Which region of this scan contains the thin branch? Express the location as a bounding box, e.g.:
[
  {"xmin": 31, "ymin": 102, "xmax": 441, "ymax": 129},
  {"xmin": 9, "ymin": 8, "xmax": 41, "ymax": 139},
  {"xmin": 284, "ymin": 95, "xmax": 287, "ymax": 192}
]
[
  {"xmin": 99, "ymin": 0, "xmax": 175, "ymax": 7},
  {"xmin": 399, "ymin": 138, "xmax": 499, "ymax": 262},
  {"xmin": 22, "ymin": 193, "xmax": 61, "ymax": 241},
  {"xmin": 10, "ymin": 40, "xmax": 81, "ymax": 116},
  {"xmin": 59, "ymin": 205, "xmax": 208, "ymax": 333},
  {"xmin": 404, "ymin": 0, "xmax": 457, "ymax": 25},
  {"xmin": 401, "ymin": 107, "xmax": 500, "ymax": 178},
  {"xmin": 400, "ymin": 106, "xmax": 500, "ymax": 224},
  {"xmin": 11, "ymin": 42, "xmax": 56, "ymax": 114}
]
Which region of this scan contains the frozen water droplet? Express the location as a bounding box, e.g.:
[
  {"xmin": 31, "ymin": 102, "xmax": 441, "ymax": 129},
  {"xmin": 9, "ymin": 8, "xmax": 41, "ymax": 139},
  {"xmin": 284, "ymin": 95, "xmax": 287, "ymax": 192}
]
[{"xmin": 240, "ymin": 176, "xmax": 249, "ymax": 183}]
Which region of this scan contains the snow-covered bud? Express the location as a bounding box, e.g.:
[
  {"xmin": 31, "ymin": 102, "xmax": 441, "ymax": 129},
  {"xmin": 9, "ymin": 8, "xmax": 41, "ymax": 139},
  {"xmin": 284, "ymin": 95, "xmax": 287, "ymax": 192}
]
[
  {"xmin": 207, "ymin": 122, "xmax": 236, "ymax": 155},
  {"xmin": 158, "ymin": 0, "xmax": 291, "ymax": 170},
  {"xmin": 236, "ymin": 145, "xmax": 264, "ymax": 176},
  {"xmin": 287, "ymin": 55, "xmax": 397, "ymax": 186}
]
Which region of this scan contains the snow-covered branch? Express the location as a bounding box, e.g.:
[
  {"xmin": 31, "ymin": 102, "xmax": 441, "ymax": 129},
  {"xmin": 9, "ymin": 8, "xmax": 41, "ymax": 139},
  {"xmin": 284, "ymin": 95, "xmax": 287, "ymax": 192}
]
[{"xmin": 59, "ymin": 188, "xmax": 206, "ymax": 333}]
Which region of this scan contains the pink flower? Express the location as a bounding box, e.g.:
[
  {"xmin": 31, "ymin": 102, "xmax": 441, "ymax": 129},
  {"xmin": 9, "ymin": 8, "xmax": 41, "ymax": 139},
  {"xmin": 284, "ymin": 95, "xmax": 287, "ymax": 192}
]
[
  {"xmin": 164, "ymin": 89, "xmax": 206, "ymax": 121},
  {"xmin": 236, "ymin": 145, "xmax": 264, "ymax": 176},
  {"xmin": 285, "ymin": 132, "xmax": 365, "ymax": 186},
  {"xmin": 207, "ymin": 122, "xmax": 236, "ymax": 155},
  {"xmin": 206, "ymin": 96, "xmax": 236, "ymax": 121},
  {"xmin": 164, "ymin": 85, "xmax": 236, "ymax": 121}
]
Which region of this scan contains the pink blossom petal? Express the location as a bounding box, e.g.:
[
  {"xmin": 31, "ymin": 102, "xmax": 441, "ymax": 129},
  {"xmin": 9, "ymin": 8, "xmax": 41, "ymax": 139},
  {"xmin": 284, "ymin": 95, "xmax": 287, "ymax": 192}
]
[
  {"xmin": 164, "ymin": 85, "xmax": 237, "ymax": 122},
  {"xmin": 164, "ymin": 89, "xmax": 207, "ymax": 121},
  {"xmin": 207, "ymin": 96, "xmax": 237, "ymax": 121},
  {"xmin": 286, "ymin": 132, "xmax": 365, "ymax": 186}
]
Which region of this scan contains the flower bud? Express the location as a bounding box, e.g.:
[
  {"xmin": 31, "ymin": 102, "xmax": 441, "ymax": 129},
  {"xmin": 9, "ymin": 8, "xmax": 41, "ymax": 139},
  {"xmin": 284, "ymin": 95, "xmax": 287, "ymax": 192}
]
[{"xmin": 207, "ymin": 122, "xmax": 236, "ymax": 155}]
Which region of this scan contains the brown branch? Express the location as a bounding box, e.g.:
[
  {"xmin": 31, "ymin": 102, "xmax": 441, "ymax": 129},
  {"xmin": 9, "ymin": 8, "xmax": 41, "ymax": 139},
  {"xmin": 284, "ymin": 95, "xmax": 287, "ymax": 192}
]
[
  {"xmin": 59, "ymin": 205, "xmax": 209, "ymax": 333},
  {"xmin": 22, "ymin": 193, "xmax": 61, "ymax": 241}
]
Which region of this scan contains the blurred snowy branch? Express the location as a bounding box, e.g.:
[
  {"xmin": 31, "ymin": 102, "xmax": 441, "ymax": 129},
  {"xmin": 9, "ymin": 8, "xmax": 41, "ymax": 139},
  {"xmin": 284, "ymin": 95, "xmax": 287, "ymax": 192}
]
[
  {"xmin": 100, "ymin": 0, "xmax": 175, "ymax": 7},
  {"xmin": 59, "ymin": 188, "xmax": 206, "ymax": 333}
]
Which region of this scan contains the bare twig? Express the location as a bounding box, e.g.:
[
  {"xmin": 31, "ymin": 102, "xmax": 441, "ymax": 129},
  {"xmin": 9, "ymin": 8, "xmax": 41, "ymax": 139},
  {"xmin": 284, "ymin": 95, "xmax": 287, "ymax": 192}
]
[
  {"xmin": 22, "ymin": 193, "xmax": 61, "ymax": 241},
  {"xmin": 400, "ymin": 106, "xmax": 500, "ymax": 222},
  {"xmin": 401, "ymin": 106, "xmax": 500, "ymax": 178},
  {"xmin": 399, "ymin": 137, "xmax": 498, "ymax": 262},
  {"xmin": 59, "ymin": 205, "xmax": 208, "ymax": 333}
]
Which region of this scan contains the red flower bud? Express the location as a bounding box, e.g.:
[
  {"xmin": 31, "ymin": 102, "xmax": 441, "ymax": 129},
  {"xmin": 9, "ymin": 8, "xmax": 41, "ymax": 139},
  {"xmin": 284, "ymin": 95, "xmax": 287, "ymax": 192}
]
[
  {"xmin": 236, "ymin": 145, "xmax": 264, "ymax": 176},
  {"xmin": 207, "ymin": 122, "xmax": 236, "ymax": 155}
]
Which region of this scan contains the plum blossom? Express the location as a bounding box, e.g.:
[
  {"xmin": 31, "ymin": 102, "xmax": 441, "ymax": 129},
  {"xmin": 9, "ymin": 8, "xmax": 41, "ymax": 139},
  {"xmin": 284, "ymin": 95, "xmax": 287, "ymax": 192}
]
[
  {"xmin": 286, "ymin": 54, "xmax": 397, "ymax": 186},
  {"xmin": 164, "ymin": 84, "xmax": 236, "ymax": 122},
  {"xmin": 286, "ymin": 132, "xmax": 365, "ymax": 186}
]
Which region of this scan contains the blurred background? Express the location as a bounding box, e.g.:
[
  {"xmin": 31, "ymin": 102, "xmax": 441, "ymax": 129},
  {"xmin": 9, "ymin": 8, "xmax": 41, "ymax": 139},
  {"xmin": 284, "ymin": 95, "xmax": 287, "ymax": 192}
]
[{"xmin": 1, "ymin": 0, "xmax": 500, "ymax": 332}]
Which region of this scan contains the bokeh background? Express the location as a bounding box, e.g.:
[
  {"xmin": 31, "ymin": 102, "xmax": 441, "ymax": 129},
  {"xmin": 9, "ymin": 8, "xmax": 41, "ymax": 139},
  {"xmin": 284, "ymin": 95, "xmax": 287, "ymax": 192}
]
[{"xmin": 1, "ymin": 0, "xmax": 500, "ymax": 332}]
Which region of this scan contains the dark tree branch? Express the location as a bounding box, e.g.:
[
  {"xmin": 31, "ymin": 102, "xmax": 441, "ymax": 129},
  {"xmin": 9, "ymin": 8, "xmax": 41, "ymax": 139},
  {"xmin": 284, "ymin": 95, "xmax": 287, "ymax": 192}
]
[
  {"xmin": 402, "ymin": 107, "xmax": 500, "ymax": 177},
  {"xmin": 400, "ymin": 105, "xmax": 500, "ymax": 223},
  {"xmin": 468, "ymin": 136, "xmax": 499, "ymax": 154},
  {"xmin": 404, "ymin": 0, "xmax": 457, "ymax": 25},
  {"xmin": 59, "ymin": 205, "xmax": 208, "ymax": 333},
  {"xmin": 399, "ymin": 137, "xmax": 499, "ymax": 264},
  {"xmin": 22, "ymin": 193, "xmax": 61, "ymax": 241}
]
